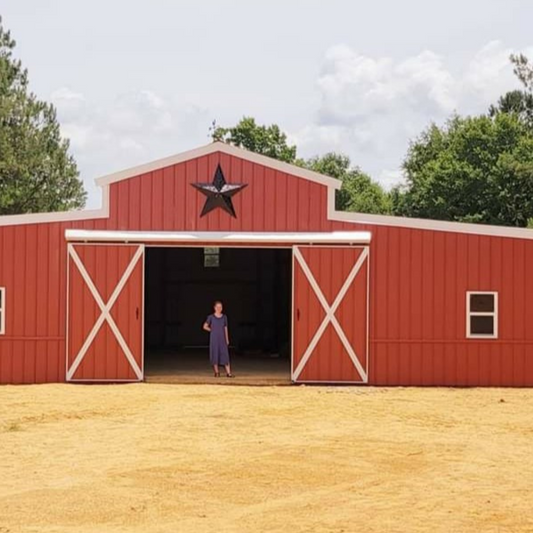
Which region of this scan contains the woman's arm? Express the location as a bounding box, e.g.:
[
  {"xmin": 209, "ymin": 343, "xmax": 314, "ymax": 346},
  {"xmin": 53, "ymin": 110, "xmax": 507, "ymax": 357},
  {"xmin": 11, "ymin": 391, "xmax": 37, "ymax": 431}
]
[
  {"xmin": 225, "ymin": 326, "xmax": 230, "ymax": 346},
  {"xmin": 203, "ymin": 322, "xmax": 211, "ymax": 332}
]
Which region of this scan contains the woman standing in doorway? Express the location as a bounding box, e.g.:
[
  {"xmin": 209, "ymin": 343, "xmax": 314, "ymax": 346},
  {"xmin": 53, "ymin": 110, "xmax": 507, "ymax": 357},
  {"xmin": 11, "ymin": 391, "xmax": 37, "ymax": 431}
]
[{"xmin": 203, "ymin": 301, "xmax": 234, "ymax": 378}]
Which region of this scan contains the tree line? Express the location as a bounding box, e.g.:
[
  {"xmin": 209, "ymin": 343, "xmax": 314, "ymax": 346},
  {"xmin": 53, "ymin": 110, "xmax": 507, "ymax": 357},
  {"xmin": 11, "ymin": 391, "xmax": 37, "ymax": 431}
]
[
  {"xmin": 212, "ymin": 53, "xmax": 533, "ymax": 228},
  {"xmin": 1, "ymin": 15, "xmax": 533, "ymax": 228},
  {"xmin": 0, "ymin": 17, "xmax": 85, "ymax": 215}
]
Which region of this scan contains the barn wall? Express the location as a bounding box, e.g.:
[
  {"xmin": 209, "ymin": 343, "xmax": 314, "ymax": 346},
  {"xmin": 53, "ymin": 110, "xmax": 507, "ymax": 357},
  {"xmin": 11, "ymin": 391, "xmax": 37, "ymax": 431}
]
[
  {"xmin": 0, "ymin": 222, "xmax": 66, "ymax": 383},
  {"xmin": 362, "ymin": 225, "xmax": 533, "ymax": 386},
  {"xmin": 1, "ymin": 150, "xmax": 533, "ymax": 385},
  {"xmin": 105, "ymin": 152, "xmax": 340, "ymax": 232}
]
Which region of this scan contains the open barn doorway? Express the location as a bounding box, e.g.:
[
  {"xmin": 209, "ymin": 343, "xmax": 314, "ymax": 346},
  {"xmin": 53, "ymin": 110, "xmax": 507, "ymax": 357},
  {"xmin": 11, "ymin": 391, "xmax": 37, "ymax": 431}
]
[{"xmin": 143, "ymin": 247, "xmax": 292, "ymax": 384}]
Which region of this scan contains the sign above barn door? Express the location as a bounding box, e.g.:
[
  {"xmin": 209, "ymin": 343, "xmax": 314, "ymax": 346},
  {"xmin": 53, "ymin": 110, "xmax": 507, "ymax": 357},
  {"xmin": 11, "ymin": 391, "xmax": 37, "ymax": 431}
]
[{"xmin": 191, "ymin": 164, "xmax": 247, "ymax": 218}]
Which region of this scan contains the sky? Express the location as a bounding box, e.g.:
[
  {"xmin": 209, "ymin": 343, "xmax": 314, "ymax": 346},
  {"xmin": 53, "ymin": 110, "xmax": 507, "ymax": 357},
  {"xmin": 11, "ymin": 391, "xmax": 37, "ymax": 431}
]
[{"xmin": 2, "ymin": 0, "xmax": 533, "ymax": 207}]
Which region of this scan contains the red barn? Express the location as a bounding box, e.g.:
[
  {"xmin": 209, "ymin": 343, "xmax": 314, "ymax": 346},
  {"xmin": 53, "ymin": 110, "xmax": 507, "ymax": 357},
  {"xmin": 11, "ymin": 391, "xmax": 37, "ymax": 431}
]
[{"xmin": 1, "ymin": 141, "xmax": 532, "ymax": 386}]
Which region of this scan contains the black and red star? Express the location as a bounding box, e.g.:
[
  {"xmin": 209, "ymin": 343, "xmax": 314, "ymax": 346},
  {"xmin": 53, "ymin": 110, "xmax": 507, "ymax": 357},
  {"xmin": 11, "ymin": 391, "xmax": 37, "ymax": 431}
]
[{"xmin": 191, "ymin": 164, "xmax": 247, "ymax": 218}]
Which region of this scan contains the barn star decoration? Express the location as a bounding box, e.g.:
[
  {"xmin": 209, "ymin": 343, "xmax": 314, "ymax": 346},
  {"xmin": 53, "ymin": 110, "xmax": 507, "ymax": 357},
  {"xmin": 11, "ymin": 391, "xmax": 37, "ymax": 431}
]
[{"xmin": 191, "ymin": 164, "xmax": 248, "ymax": 218}]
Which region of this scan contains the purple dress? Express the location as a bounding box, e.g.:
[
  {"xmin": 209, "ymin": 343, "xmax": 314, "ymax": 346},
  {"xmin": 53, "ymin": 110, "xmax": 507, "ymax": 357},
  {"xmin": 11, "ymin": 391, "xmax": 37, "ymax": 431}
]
[{"xmin": 206, "ymin": 314, "xmax": 230, "ymax": 365}]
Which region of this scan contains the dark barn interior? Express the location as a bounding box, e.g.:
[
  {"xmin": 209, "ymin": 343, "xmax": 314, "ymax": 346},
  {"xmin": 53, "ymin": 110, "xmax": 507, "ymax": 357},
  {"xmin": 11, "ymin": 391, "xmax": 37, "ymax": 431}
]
[{"xmin": 144, "ymin": 247, "xmax": 292, "ymax": 382}]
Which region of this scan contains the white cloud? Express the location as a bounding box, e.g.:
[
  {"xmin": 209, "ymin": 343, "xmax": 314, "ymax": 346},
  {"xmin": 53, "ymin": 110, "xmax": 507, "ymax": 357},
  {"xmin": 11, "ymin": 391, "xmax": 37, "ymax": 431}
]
[
  {"xmin": 51, "ymin": 89, "xmax": 210, "ymax": 207},
  {"xmin": 379, "ymin": 169, "xmax": 404, "ymax": 190},
  {"xmin": 462, "ymin": 41, "xmax": 515, "ymax": 99},
  {"xmin": 294, "ymin": 41, "xmax": 526, "ymax": 188},
  {"xmin": 51, "ymin": 41, "xmax": 532, "ymax": 208}
]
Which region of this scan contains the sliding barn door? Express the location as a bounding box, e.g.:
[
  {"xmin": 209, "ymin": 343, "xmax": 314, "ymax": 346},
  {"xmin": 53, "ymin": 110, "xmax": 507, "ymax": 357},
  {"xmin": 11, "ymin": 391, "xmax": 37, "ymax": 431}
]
[
  {"xmin": 292, "ymin": 245, "xmax": 369, "ymax": 383},
  {"xmin": 66, "ymin": 243, "xmax": 144, "ymax": 382}
]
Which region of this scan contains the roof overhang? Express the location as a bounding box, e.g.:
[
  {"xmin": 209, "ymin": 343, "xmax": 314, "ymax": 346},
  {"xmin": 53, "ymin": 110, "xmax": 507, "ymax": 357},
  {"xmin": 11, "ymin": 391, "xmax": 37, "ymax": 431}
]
[
  {"xmin": 95, "ymin": 141, "xmax": 342, "ymax": 190},
  {"xmin": 65, "ymin": 229, "xmax": 371, "ymax": 245}
]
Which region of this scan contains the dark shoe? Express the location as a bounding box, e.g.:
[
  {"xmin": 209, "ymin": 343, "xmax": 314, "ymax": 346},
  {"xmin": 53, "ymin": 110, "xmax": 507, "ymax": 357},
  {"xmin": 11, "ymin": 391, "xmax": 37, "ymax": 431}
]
[
  {"xmin": 226, "ymin": 373, "xmax": 235, "ymax": 378},
  {"xmin": 214, "ymin": 372, "xmax": 220, "ymax": 378}
]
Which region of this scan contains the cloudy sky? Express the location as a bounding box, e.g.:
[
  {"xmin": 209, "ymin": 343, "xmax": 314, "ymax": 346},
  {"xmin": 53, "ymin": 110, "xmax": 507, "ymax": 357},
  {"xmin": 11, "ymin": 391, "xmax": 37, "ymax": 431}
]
[{"xmin": 2, "ymin": 0, "xmax": 533, "ymax": 207}]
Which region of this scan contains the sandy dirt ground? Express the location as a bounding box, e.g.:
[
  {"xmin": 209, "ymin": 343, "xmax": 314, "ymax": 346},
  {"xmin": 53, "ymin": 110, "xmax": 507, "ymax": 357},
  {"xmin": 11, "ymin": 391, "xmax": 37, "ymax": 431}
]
[{"xmin": 0, "ymin": 384, "xmax": 532, "ymax": 533}]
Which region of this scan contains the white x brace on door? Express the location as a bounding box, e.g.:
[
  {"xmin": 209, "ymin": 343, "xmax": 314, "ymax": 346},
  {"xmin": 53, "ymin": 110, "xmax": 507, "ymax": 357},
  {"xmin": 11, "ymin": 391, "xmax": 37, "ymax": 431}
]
[
  {"xmin": 66, "ymin": 243, "xmax": 144, "ymax": 382},
  {"xmin": 292, "ymin": 245, "xmax": 369, "ymax": 383}
]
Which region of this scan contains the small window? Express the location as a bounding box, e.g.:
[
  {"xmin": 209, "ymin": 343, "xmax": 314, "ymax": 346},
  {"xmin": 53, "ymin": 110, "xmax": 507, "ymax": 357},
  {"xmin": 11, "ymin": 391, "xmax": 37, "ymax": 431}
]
[
  {"xmin": 466, "ymin": 291, "xmax": 498, "ymax": 339},
  {"xmin": 0, "ymin": 287, "xmax": 5, "ymax": 335},
  {"xmin": 204, "ymin": 247, "xmax": 220, "ymax": 268}
]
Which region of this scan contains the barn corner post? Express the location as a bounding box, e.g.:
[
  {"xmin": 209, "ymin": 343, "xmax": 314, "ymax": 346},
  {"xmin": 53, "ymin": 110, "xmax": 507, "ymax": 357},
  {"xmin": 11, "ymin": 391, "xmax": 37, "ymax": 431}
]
[
  {"xmin": 141, "ymin": 244, "xmax": 146, "ymax": 381},
  {"xmin": 65, "ymin": 242, "xmax": 73, "ymax": 382},
  {"xmin": 366, "ymin": 244, "xmax": 371, "ymax": 384},
  {"xmin": 291, "ymin": 245, "xmax": 296, "ymax": 383}
]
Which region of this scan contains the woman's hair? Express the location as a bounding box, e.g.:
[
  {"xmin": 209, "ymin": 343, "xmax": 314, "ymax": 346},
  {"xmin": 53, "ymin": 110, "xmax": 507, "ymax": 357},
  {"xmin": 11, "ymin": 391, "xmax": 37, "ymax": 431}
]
[{"xmin": 213, "ymin": 300, "xmax": 223, "ymax": 307}]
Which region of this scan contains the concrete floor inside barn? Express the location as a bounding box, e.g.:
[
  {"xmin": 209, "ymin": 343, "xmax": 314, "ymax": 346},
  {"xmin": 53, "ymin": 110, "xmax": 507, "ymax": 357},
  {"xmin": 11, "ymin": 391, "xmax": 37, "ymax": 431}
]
[{"xmin": 144, "ymin": 349, "xmax": 291, "ymax": 385}]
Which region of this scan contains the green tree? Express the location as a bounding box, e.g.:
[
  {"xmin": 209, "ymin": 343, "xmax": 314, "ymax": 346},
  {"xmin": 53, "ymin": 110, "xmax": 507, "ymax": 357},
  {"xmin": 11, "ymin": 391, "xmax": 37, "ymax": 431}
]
[
  {"xmin": 489, "ymin": 54, "xmax": 533, "ymax": 129},
  {"xmin": 211, "ymin": 117, "xmax": 391, "ymax": 214},
  {"xmin": 211, "ymin": 117, "xmax": 297, "ymax": 163},
  {"xmin": 393, "ymin": 113, "xmax": 533, "ymax": 226},
  {"xmin": 306, "ymin": 152, "xmax": 391, "ymax": 214},
  {"xmin": 510, "ymin": 53, "xmax": 533, "ymax": 90},
  {"xmin": 0, "ymin": 18, "xmax": 86, "ymax": 215}
]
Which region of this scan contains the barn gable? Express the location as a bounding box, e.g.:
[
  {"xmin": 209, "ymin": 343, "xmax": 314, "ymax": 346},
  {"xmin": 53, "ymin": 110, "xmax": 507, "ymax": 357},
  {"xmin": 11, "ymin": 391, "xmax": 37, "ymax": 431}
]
[
  {"xmin": 96, "ymin": 141, "xmax": 341, "ymax": 189},
  {"xmin": 0, "ymin": 142, "xmax": 341, "ymax": 233},
  {"xmin": 0, "ymin": 140, "xmax": 533, "ymax": 241},
  {"xmin": 102, "ymin": 143, "xmax": 340, "ymax": 232}
]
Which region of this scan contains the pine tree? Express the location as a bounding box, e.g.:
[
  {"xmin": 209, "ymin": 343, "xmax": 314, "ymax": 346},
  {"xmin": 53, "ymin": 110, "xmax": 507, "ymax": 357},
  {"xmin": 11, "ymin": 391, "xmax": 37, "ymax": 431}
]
[{"xmin": 0, "ymin": 17, "xmax": 86, "ymax": 215}]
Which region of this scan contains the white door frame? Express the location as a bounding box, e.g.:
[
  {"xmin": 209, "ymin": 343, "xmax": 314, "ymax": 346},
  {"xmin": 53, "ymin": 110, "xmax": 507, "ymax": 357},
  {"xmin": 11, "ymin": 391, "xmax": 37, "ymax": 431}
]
[
  {"xmin": 291, "ymin": 245, "xmax": 370, "ymax": 384},
  {"xmin": 66, "ymin": 242, "xmax": 145, "ymax": 382}
]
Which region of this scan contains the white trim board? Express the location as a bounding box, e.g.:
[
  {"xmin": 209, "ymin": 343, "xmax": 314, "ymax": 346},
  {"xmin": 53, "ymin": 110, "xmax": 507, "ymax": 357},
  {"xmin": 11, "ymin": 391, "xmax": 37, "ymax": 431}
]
[
  {"xmin": 0, "ymin": 286, "xmax": 5, "ymax": 335},
  {"xmin": 0, "ymin": 187, "xmax": 110, "ymax": 227},
  {"xmin": 1, "ymin": 140, "xmax": 533, "ymax": 241},
  {"xmin": 95, "ymin": 141, "xmax": 342, "ymax": 189},
  {"xmin": 326, "ymin": 188, "xmax": 533, "ymax": 240},
  {"xmin": 0, "ymin": 142, "xmax": 338, "ymax": 228},
  {"xmin": 466, "ymin": 291, "xmax": 499, "ymax": 339},
  {"xmin": 65, "ymin": 229, "xmax": 372, "ymax": 245}
]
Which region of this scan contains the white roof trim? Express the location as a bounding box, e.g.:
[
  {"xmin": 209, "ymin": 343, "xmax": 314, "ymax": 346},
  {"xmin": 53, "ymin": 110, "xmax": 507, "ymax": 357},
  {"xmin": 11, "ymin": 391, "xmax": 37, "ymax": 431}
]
[
  {"xmin": 65, "ymin": 229, "xmax": 372, "ymax": 245},
  {"xmin": 326, "ymin": 188, "xmax": 533, "ymax": 240},
  {"xmin": 0, "ymin": 188, "xmax": 110, "ymax": 227},
  {"xmin": 95, "ymin": 141, "xmax": 342, "ymax": 190},
  {"xmin": 1, "ymin": 142, "xmax": 533, "ymax": 241}
]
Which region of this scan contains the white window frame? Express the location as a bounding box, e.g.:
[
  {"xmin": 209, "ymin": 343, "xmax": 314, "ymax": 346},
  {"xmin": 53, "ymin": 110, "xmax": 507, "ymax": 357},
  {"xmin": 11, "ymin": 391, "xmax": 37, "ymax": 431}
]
[
  {"xmin": 0, "ymin": 287, "xmax": 5, "ymax": 335},
  {"xmin": 466, "ymin": 291, "xmax": 498, "ymax": 339}
]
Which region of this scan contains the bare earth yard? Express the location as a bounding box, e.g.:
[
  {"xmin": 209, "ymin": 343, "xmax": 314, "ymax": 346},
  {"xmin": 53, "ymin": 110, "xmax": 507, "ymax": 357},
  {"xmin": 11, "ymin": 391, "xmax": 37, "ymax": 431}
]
[{"xmin": 0, "ymin": 384, "xmax": 532, "ymax": 533}]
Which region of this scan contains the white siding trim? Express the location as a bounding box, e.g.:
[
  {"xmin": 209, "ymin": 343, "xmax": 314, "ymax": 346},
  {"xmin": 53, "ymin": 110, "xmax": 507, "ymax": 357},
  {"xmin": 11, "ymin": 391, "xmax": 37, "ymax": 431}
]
[
  {"xmin": 1, "ymin": 142, "xmax": 533, "ymax": 241},
  {"xmin": 466, "ymin": 291, "xmax": 499, "ymax": 339},
  {"xmin": 65, "ymin": 243, "xmax": 72, "ymax": 380},
  {"xmin": 0, "ymin": 186, "xmax": 110, "ymax": 227},
  {"xmin": 95, "ymin": 141, "xmax": 342, "ymax": 189},
  {"xmin": 327, "ymin": 188, "xmax": 533, "ymax": 240},
  {"xmin": 141, "ymin": 248, "xmax": 146, "ymax": 380},
  {"xmin": 0, "ymin": 287, "xmax": 5, "ymax": 335},
  {"xmin": 65, "ymin": 229, "xmax": 372, "ymax": 244},
  {"xmin": 290, "ymin": 249, "xmax": 296, "ymax": 382}
]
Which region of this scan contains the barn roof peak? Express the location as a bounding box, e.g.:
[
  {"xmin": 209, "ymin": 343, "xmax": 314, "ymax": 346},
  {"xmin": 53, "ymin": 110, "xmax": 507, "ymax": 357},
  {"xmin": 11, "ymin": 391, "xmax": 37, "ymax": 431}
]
[{"xmin": 95, "ymin": 141, "xmax": 342, "ymax": 190}]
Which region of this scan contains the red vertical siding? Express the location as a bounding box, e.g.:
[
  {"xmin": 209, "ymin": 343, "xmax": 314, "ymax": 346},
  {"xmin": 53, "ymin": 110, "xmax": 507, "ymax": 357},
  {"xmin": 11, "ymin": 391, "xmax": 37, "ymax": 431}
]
[
  {"xmin": 1, "ymin": 150, "xmax": 533, "ymax": 384},
  {"xmin": 364, "ymin": 226, "xmax": 533, "ymax": 386},
  {"xmin": 293, "ymin": 246, "xmax": 368, "ymax": 383}
]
